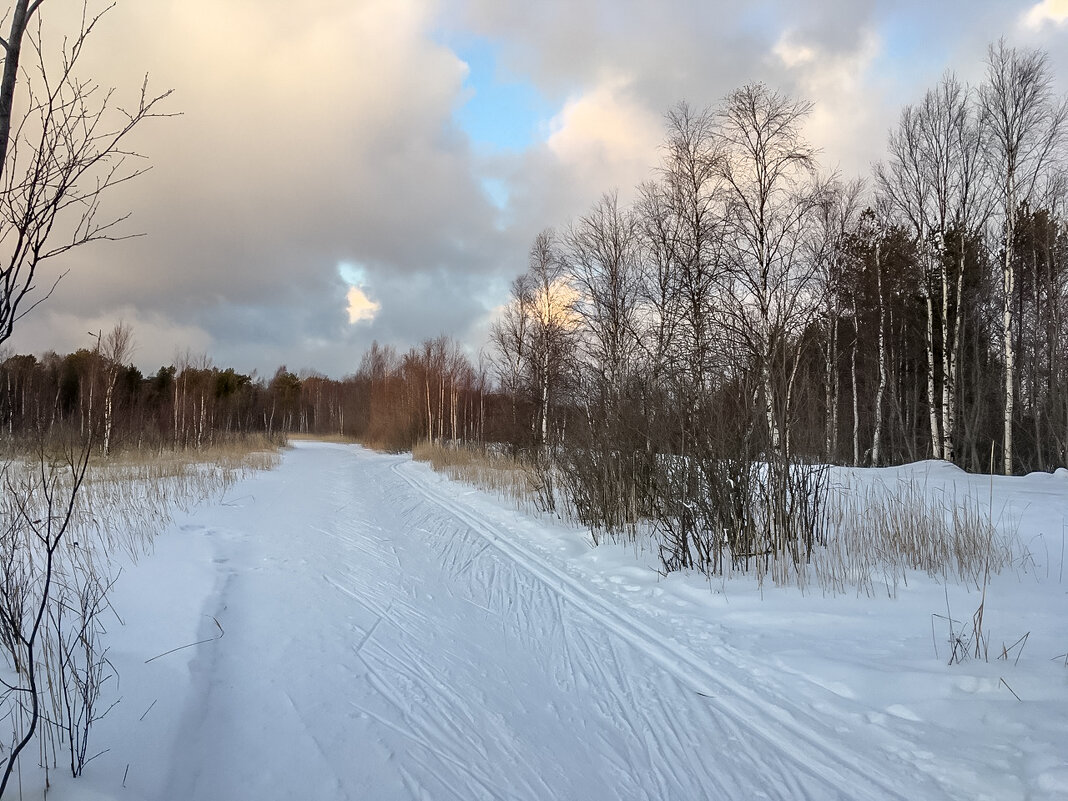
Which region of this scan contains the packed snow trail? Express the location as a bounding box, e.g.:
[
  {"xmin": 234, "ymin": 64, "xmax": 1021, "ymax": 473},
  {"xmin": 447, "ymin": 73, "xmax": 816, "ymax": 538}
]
[{"xmin": 117, "ymin": 443, "xmax": 998, "ymax": 799}]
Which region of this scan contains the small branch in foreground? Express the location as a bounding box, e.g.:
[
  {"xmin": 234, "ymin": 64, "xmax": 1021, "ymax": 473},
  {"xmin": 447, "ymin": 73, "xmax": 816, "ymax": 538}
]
[
  {"xmin": 999, "ymin": 677, "xmax": 1022, "ymax": 701},
  {"xmin": 143, "ymin": 616, "xmax": 224, "ymax": 664}
]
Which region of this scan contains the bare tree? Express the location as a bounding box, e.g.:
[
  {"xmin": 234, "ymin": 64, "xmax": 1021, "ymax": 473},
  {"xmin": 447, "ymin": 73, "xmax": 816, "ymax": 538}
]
[
  {"xmin": 655, "ymin": 103, "xmax": 723, "ymax": 399},
  {"xmin": 0, "ymin": 1, "xmax": 172, "ymax": 344},
  {"xmin": 715, "ymin": 83, "xmax": 828, "ymax": 458},
  {"xmin": 811, "ymin": 178, "xmax": 865, "ymax": 462},
  {"xmin": 98, "ymin": 321, "xmax": 133, "ymax": 457},
  {"xmin": 489, "ymin": 273, "xmax": 532, "ymax": 445},
  {"xmin": 526, "ymin": 229, "xmax": 576, "ymax": 451},
  {"xmin": 490, "ymin": 231, "xmax": 578, "ymax": 451},
  {"xmin": 0, "ymin": 7, "xmax": 168, "ymax": 789},
  {"xmin": 876, "ymin": 73, "xmax": 991, "ymax": 464},
  {"xmin": 870, "ymin": 207, "xmax": 890, "ymax": 466},
  {"xmin": 979, "ymin": 40, "xmax": 1067, "ymax": 474},
  {"xmin": 0, "ymin": 441, "xmax": 91, "ymax": 795},
  {"xmin": 0, "ymin": 0, "xmax": 42, "ymax": 178},
  {"xmin": 564, "ymin": 191, "xmax": 642, "ymax": 397},
  {"xmin": 559, "ymin": 192, "xmax": 648, "ymax": 537}
]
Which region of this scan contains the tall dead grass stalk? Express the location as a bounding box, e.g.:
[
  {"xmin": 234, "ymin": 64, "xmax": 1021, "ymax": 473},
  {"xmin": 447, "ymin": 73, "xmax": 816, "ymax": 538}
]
[
  {"xmin": 816, "ymin": 479, "xmax": 1017, "ymax": 596},
  {"xmin": 412, "ymin": 441, "xmax": 540, "ymax": 512}
]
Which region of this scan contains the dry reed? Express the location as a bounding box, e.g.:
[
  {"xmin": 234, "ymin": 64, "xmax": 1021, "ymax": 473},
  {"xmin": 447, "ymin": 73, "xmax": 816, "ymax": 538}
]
[{"xmin": 412, "ymin": 441, "xmax": 540, "ymax": 511}]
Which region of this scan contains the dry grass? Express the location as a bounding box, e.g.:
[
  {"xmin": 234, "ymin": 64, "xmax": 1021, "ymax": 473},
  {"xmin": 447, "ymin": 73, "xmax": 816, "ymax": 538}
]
[
  {"xmin": 285, "ymin": 432, "xmax": 361, "ymax": 445},
  {"xmin": 2, "ymin": 434, "xmax": 283, "ymax": 559},
  {"xmin": 412, "ymin": 441, "xmax": 540, "ymax": 510},
  {"xmin": 813, "ymin": 479, "xmax": 1017, "ymax": 596}
]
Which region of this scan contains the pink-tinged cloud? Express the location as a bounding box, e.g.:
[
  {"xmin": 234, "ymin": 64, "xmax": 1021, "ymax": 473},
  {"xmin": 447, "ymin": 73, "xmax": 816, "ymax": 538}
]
[
  {"xmin": 1022, "ymin": 0, "xmax": 1068, "ymax": 29},
  {"xmin": 346, "ymin": 286, "xmax": 381, "ymax": 324}
]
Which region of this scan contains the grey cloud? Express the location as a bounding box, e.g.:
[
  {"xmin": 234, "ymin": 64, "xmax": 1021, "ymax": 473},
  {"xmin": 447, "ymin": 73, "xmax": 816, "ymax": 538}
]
[
  {"xmin": 15, "ymin": 0, "xmax": 511, "ymax": 377},
  {"xmin": 10, "ymin": 0, "xmax": 1068, "ymax": 379}
]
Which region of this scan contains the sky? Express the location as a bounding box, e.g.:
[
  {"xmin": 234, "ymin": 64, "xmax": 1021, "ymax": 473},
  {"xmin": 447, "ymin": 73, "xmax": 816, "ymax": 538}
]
[{"xmin": 4, "ymin": 0, "xmax": 1068, "ymax": 378}]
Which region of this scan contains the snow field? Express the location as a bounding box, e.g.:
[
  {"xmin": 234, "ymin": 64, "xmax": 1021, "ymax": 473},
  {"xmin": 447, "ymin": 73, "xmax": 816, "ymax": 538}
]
[{"xmin": 29, "ymin": 442, "xmax": 1068, "ymax": 800}]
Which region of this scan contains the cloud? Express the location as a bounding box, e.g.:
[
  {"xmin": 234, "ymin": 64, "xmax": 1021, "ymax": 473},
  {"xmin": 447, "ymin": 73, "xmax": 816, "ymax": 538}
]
[
  {"xmin": 4, "ymin": 306, "xmax": 214, "ymax": 371},
  {"xmin": 8, "ymin": 0, "xmax": 1061, "ymax": 380},
  {"xmin": 772, "ymin": 28, "xmax": 884, "ymax": 176},
  {"xmin": 346, "ymin": 286, "xmax": 381, "ymax": 324},
  {"xmin": 1021, "ymin": 0, "xmax": 1068, "ymax": 30},
  {"xmin": 15, "ymin": 0, "xmax": 503, "ymax": 376},
  {"xmin": 545, "ymin": 76, "xmax": 664, "ymax": 194}
]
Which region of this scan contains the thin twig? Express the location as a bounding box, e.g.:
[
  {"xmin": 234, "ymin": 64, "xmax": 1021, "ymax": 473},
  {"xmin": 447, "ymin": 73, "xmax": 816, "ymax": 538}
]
[
  {"xmin": 138, "ymin": 699, "xmax": 156, "ymax": 721},
  {"xmin": 999, "ymin": 677, "xmax": 1022, "ymax": 701},
  {"xmin": 144, "ymin": 617, "xmax": 224, "ymax": 664}
]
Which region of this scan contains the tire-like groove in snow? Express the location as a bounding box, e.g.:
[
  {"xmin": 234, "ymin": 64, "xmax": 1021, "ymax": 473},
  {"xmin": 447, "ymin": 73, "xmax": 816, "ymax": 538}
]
[{"xmin": 393, "ymin": 459, "xmax": 927, "ymax": 801}]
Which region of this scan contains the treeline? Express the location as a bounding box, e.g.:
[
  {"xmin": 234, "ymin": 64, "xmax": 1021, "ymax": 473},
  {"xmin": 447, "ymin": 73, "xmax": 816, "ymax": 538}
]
[
  {"xmin": 4, "ymin": 44, "xmax": 1066, "ymax": 498},
  {"xmin": 0, "ymin": 328, "xmax": 495, "ymax": 454}
]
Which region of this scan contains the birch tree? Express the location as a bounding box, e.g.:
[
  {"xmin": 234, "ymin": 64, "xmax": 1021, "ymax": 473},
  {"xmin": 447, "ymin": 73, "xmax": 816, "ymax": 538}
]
[
  {"xmin": 526, "ymin": 229, "xmax": 576, "ymax": 449},
  {"xmin": 99, "ymin": 321, "xmax": 132, "ymax": 457},
  {"xmin": 979, "ymin": 40, "xmax": 1067, "ymax": 474},
  {"xmin": 876, "ymin": 73, "xmax": 989, "ymax": 464},
  {"xmin": 812, "ymin": 178, "xmax": 865, "ymax": 462},
  {"xmin": 491, "ymin": 231, "xmax": 576, "ymax": 452},
  {"xmin": 651, "ymin": 103, "xmax": 723, "ymax": 404},
  {"xmin": 564, "ymin": 191, "xmax": 641, "ymax": 399},
  {"xmin": 489, "ymin": 274, "xmax": 532, "ymax": 445},
  {"xmin": 715, "ymin": 83, "xmax": 827, "ymax": 457}
]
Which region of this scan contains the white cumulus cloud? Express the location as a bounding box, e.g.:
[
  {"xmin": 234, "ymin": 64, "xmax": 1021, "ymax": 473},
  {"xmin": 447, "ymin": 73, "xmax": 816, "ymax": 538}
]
[{"xmin": 1021, "ymin": 0, "xmax": 1068, "ymax": 29}]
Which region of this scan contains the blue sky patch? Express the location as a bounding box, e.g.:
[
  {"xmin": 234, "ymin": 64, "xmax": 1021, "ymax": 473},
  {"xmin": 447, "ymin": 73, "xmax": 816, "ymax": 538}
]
[
  {"xmin": 453, "ymin": 38, "xmax": 554, "ymax": 152},
  {"xmin": 337, "ymin": 261, "xmax": 368, "ymax": 287}
]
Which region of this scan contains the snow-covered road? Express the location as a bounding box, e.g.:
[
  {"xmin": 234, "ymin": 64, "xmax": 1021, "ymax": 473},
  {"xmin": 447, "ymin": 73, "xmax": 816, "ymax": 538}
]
[
  {"xmin": 70, "ymin": 441, "xmax": 1066, "ymax": 801},
  {"xmin": 137, "ymin": 442, "xmax": 923, "ymax": 800}
]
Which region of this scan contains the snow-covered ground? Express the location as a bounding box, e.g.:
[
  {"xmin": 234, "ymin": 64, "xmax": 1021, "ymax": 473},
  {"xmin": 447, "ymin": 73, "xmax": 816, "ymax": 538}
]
[{"xmin": 35, "ymin": 441, "xmax": 1068, "ymax": 800}]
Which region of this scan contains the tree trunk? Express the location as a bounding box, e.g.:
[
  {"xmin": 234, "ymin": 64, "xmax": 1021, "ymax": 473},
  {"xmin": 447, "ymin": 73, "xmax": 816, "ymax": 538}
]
[
  {"xmin": 923, "ymin": 277, "xmax": 942, "ymax": 460},
  {"xmin": 872, "ymin": 241, "xmax": 887, "ymax": 466},
  {"xmin": 102, "ymin": 373, "xmax": 115, "ymax": 457},
  {"xmin": 940, "ymin": 255, "xmax": 953, "ymax": 463},
  {"xmin": 851, "ymin": 311, "xmax": 860, "ymax": 467},
  {"xmin": 0, "ymin": 0, "xmax": 36, "ymax": 183},
  {"xmin": 1003, "ymin": 198, "xmax": 1016, "ymax": 475}
]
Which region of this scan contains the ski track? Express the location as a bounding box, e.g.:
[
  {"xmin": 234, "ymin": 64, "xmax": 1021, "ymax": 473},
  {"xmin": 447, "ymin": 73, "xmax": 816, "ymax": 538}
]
[
  {"xmin": 157, "ymin": 442, "xmax": 963, "ymax": 800},
  {"xmin": 389, "ymin": 458, "xmax": 933, "ymax": 801}
]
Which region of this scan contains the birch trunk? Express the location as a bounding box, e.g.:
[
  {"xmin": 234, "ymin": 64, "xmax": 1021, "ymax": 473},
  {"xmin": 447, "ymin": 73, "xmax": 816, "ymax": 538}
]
[
  {"xmin": 944, "ymin": 257, "xmax": 965, "ymax": 466},
  {"xmin": 1003, "ymin": 222, "xmax": 1015, "ymax": 475},
  {"xmin": 940, "ymin": 257, "xmax": 952, "ymax": 463},
  {"xmin": 824, "ymin": 333, "xmax": 833, "ymax": 457},
  {"xmin": 540, "ymin": 352, "xmax": 549, "ymax": 447},
  {"xmin": 102, "ymin": 373, "xmax": 115, "ymax": 457},
  {"xmin": 923, "ymin": 279, "xmax": 942, "ymax": 459},
  {"xmin": 872, "ymin": 241, "xmax": 887, "ymax": 466},
  {"xmin": 763, "ymin": 347, "xmax": 781, "ymax": 456},
  {"xmin": 824, "ymin": 313, "xmax": 839, "ymax": 460},
  {"xmin": 851, "ymin": 311, "xmax": 860, "ymax": 467}
]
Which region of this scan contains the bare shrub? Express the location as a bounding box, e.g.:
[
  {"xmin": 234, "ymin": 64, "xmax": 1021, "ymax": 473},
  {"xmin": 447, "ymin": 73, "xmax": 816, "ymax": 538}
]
[
  {"xmin": 415, "ymin": 440, "xmax": 1017, "ymax": 599},
  {"xmin": 50, "ymin": 553, "xmax": 120, "ymax": 777},
  {"xmin": 0, "ymin": 441, "xmax": 91, "ymax": 794},
  {"xmin": 0, "ymin": 433, "xmax": 281, "ymax": 789},
  {"xmin": 557, "ymin": 446, "xmax": 644, "ymax": 545}
]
